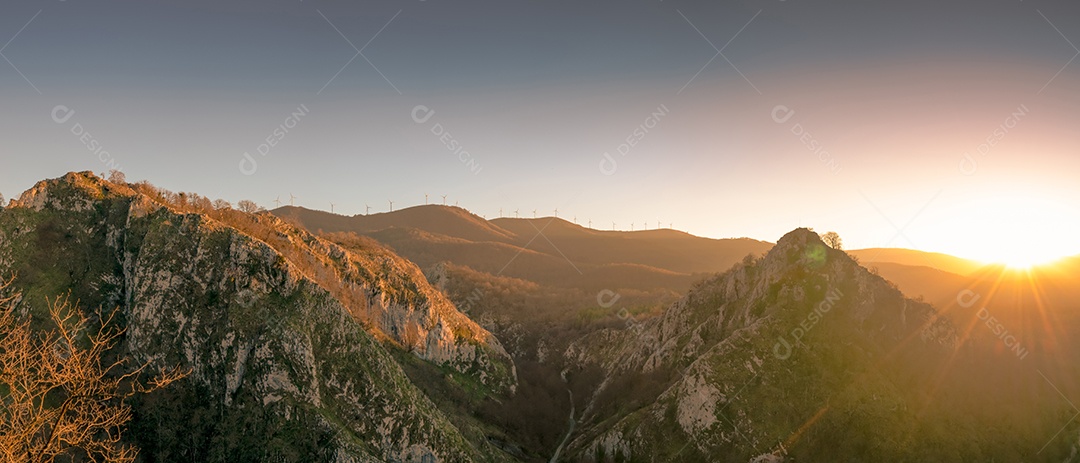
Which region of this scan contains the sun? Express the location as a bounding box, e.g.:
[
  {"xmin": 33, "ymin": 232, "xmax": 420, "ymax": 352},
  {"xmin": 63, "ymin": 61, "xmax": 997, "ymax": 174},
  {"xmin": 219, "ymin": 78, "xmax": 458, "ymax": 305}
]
[
  {"xmin": 990, "ymin": 249, "xmax": 1062, "ymax": 270},
  {"xmin": 937, "ymin": 192, "xmax": 1078, "ymax": 270}
]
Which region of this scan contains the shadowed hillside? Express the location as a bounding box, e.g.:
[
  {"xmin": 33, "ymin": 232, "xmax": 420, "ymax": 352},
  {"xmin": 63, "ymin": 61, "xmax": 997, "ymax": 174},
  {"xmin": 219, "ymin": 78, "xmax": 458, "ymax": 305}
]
[{"xmin": 562, "ymin": 229, "xmax": 1080, "ymax": 461}]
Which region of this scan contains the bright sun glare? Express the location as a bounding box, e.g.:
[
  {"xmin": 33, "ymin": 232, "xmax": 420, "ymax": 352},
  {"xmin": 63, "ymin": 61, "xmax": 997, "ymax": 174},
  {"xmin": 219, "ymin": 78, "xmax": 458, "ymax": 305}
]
[
  {"xmin": 956, "ymin": 194, "xmax": 1076, "ymax": 270},
  {"xmin": 994, "ymin": 250, "xmax": 1060, "ymax": 270}
]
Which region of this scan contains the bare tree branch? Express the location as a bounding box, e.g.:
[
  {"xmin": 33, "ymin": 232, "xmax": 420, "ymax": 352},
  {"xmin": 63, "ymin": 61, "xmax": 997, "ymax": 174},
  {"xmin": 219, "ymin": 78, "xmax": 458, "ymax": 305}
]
[{"xmin": 0, "ymin": 279, "xmax": 189, "ymax": 463}]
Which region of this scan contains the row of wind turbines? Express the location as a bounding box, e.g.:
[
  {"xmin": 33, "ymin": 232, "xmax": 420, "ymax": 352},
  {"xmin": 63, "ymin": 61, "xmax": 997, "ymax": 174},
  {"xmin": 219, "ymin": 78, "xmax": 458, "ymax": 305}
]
[
  {"xmin": 494, "ymin": 208, "xmax": 673, "ymax": 231},
  {"xmin": 274, "ymin": 192, "xmax": 456, "ymax": 215},
  {"xmin": 271, "ymin": 193, "xmax": 673, "ymax": 231}
]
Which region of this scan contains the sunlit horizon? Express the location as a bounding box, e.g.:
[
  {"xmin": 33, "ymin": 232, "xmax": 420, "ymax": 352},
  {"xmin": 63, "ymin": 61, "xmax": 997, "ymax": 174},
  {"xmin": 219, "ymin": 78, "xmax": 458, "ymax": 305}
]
[{"xmin": 268, "ymin": 194, "xmax": 1080, "ymax": 273}]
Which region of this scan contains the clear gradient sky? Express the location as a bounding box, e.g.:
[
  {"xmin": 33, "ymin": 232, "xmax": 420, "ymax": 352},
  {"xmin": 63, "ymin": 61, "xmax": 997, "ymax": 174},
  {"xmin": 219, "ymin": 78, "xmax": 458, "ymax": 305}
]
[{"xmin": 2, "ymin": 0, "xmax": 1079, "ymax": 264}]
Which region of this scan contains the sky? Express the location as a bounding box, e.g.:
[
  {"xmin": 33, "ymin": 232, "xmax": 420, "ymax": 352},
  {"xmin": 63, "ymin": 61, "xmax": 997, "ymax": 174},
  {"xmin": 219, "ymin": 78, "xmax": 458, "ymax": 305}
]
[{"xmin": 2, "ymin": 0, "xmax": 1079, "ymax": 265}]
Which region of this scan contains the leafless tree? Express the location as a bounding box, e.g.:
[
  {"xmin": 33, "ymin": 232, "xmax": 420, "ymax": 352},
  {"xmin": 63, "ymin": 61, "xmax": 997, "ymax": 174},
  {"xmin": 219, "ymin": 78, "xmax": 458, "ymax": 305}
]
[
  {"xmin": 821, "ymin": 231, "xmax": 843, "ymax": 250},
  {"xmin": 237, "ymin": 200, "xmax": 259, "ymax": 214},
  {"xmin": 0, "ymin": 281, "xmax": 187, "ymax": 463},
  {"xmin": 107, "ymin": 170, "xmax": 126, "ymax": 185}
]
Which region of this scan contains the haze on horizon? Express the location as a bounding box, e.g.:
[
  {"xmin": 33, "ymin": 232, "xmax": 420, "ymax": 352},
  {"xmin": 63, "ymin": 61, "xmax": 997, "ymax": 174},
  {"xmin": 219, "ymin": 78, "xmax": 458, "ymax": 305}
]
[{"xmin": 2, "ymin": 0, "xmax": 1079, "ymax": 266}]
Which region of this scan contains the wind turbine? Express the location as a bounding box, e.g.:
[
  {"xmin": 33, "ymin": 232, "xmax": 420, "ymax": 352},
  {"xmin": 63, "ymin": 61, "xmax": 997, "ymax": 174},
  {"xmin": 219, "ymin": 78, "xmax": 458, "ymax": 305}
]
[
  {"xmin": 425, "ymin": 193, "xmax": 429, "ymax": 205},
  {"xmin": 389, "ymin": 200, "xmax": 394, "ymax": 212},
  {"xmin": 631, "ymin": 222, "xmax": 634, "ymax": 232},
  {"xmin": 289, "ymin": 193, "xmax": 297, "ymax": 206},
  {"xmin": 273, "ymin": 196, "xmax": 282, "ymax": 208},
  {"xmin": 499, "ymin": 208, "xmax": 503, "ymax": 218},
  {"xmin": 532, "ymin": 209, "xmax": 537, "ymax": 218},
  {"xmin": 588, "ymin": 219, "xmax": 592, "ymax": 228},
  {"xmin": 365, "ymin": 204, "xmax": 371, "ymax": 215},
  {"xmin": 658, "ymin": 220, "xmax": 661, "ymax": 229},
  {"xmin": 553, "ymin": 208, "xmax": 558, "ymax": 218},
  {"xmin": 441, "ymin": 195, "xmax": 447, "ymax": 205},
  {"xmin": 514, "ymin": 209, "xmax": 519, "ymax": 218},
  {"xmin": 612, "ymin": 222, "xmax": 616, "ymax": 231},
  {"xmin": 330, "ymin": 202, "xmax": 336, "ymax": 213},
  {"xmin": 455, "ymin": 200, "xmax": 459, "ymax": 207},
  {"xmin": 573, "ymin": 216, "xmax": 577, "ymax": 224}
]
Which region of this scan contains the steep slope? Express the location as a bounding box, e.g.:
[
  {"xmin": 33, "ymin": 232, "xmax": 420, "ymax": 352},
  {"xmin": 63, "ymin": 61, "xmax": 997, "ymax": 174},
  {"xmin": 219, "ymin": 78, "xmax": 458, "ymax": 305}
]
[
  {"xmin": 0, "ymin": 172, "xmax": 515, "ymax": 462},
  {"xmin": 214, "ymin": 215, "xmax": 513, "ymax": 387},
  {"xmin": 562, "ymin": 229, "xmax": 1074, "ymax": 461}
]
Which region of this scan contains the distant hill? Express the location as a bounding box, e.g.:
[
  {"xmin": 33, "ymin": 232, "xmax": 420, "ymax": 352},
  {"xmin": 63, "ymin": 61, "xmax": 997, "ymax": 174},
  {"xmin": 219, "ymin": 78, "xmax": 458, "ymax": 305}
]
[
  {"xmin": 848, "ymin": 247, "xmax": 984, "ymax": 276},
  {"xmin": 490, "ymin": 217, "xmax": 772, "ymax": 275},
  {"xmin": 273, "ymin": 206, "xmax": 773, "ymax": 293},
  {"xmin": 277, "ymin": 207, "xmax": 998, "ymax": 283},
  {"xmin": 861, "ymin": 261, "xmax": 970, "ymax": 302},
  {"xmin": 275, "ymin": 204, "xmax": 518, "ymax": 243}
]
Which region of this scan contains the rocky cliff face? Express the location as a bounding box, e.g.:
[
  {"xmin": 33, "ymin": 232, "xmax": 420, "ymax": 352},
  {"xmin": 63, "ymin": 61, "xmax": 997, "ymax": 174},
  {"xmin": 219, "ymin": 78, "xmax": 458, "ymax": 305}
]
[
  {"xmin": 563, "ymin": 228, "xmax": 961, "ymax": 462},
  {"xmin": 0, "ymin": 172, "xmax": 514, "ymax": 462},
  {"xmin": 224, "ymin": 212, "xmax": 514, "ymax": 389}
]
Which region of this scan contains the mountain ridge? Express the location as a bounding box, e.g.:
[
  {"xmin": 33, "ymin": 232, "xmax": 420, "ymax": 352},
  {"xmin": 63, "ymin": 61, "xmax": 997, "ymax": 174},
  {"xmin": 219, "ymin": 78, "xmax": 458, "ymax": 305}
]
[
  {"xmin": 274, "ymin": 205, "xmax": 1006, "ymax": 282},
  {"xmin": 0, "ymin": 172, "xmax": 518, "ymax": 461}
]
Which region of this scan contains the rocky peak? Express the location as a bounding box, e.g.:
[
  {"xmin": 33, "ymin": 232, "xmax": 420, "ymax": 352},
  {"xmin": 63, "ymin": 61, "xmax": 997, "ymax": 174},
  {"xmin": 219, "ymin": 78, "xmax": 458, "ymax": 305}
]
[
  {"xmin": 13, "ymin": 171, "xmax": 126, "ymax": 212},
  {"xmin": 564, "ymin": 227, "xmax": 961, "ymax": 461},
  {"xmin": 774, "ymin": 227, "xmax": 823, "ymax": 249}
]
